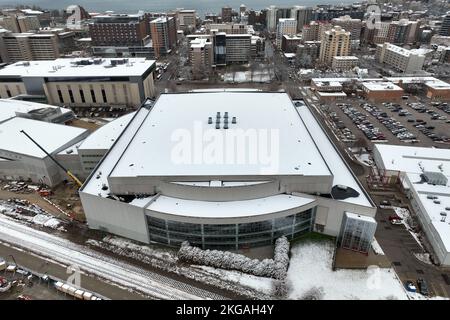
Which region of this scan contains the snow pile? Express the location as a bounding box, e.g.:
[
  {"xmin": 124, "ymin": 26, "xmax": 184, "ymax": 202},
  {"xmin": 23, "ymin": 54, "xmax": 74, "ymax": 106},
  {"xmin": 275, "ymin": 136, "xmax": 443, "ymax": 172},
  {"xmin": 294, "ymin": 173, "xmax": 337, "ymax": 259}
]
[
  {"xmin": 286, "ymin": 240, "xmax": 408, "ymax": 300},
  {"xmin": 371, "ymin": 238, "xmax": 385, "ymax": 255},
  {"xmin": 407, "ymin": 292, "xmax": 449, "ymax": 300},
  {"xmin": 413, "ymin": 253, "xmax": 433, "ymax": 265},
  {"xmin": 393, "ymin": 207, "xmax": 423, "ymax": 249},
  {"xmin": 178, "ymin": 237, "xmax": 290, "ymax": 280},
  {"xmin": 32, "ymin": 214, "xmax": 62, "ymax": 229}
]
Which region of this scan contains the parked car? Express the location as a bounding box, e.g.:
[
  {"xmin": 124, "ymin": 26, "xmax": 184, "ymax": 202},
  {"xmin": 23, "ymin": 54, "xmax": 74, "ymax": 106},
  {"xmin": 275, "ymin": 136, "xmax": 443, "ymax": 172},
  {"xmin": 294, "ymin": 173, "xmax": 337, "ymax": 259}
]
[
  {"xmin": 391, "ymin": 219, "xmax": 403, "ymax": 225},
  {"xmin": 417, "ymin": 278, "xmax": 429, "ymax": 296},
  {"xmin": 405, "ymin": 281, "xmax": 417, "ymax": 292}
]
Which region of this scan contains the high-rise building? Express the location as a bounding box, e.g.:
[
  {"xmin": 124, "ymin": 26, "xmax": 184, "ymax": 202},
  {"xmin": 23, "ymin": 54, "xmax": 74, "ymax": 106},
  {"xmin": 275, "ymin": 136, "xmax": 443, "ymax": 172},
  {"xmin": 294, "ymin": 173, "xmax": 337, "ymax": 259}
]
[
  {"xmin": 439, "ymin": 12, "xmax": 450, "ymax": 36},
  {"xmin": 0, "ymin": 32, "xmax": 60, "ymax": 62},
  {"xmin": 0, "ymin": 14, "xmax": 40, "ymax": 33},
  {"xmin": 225, "ymin": 34, "xmax": 251, "ymax": 64},
  {"xmin": 331, "ymin": 15, "xmax": 362, "ymax": 41},
  {"xmin": 0, "ymin": 15, "xmax": 20, "ymax": 32},
  {"xmin": 319, "ymin": 26, "xmax": 351, "ymax": 65},
  {"xmin": 387, "ymin": 19, "xmax": 420, "ymax": 45},
  {"xmin": 240, "ymin": 4, "xmax": 247, "ymax": 15},
  {"xmin": 276, "ymin": 18, "xmax": 297, "ymax": 49},
  {"xmin": 150, "ymin": 16, "xmax": 177, "ymax": 58},
  {"xmin": 302, "ymin": 21, "xmax": 332, "ymax": 42},
  {"xmin": 177, "ymin": 9, "xmax": 197, "ymax": 30},
  {"xmin": 375, "ymin": 43, "xmax": 425, "ymax": 73},
  {"xmin": 291, "ymin": 6, "xmax": 313, "ymax": 32},
  {"xmin": 89, "ymin": 13, "xmax": 152, "ymax": 58},
  {"xmin": 17, "ymin": 15, "xmax": 40, "ymax": 32},
  {"xmin": 189, "ymin": 38, "xmax": 213, "ymax": 77},
  {"xmin": 222, "ymin": 6, "xmax": 233, "ymax": 23},
  {"xmin": 266, "ymin": 6, "xmax": 278, "ymax": 32}
]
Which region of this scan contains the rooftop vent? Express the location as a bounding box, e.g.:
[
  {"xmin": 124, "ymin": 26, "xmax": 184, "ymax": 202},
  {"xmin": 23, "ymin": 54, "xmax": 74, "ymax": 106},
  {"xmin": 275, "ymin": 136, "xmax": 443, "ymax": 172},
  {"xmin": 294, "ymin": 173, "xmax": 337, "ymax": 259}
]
[{"xmin": 422, "ymin": 171, "xmax": 448, "ymax": 186}]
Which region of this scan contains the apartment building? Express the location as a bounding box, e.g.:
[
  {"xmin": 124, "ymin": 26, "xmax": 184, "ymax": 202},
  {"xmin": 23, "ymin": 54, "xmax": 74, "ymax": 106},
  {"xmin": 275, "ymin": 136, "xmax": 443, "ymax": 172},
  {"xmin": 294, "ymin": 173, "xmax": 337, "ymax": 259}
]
[
  {"xmin": 297, "ymin": 41, "xmax": 321, "ymax": 62},
  {"xmin": 221, "ymin": 6, "xmax": 232, "ymax": 23},
  {"xmin": 150, "ymin": 16, "xmax": 177, "ymax": 58},
  {"xmin": 331, "ymin": 15, "xmax": 362, "ymax": 41},
  {"xmin": 0, "ymin": 32, "xmax": 60, "ymax": 63},
  {"xmin": 206, "ymin": 23, "xmax": 252, "ymax": 34},
  {"xmin": 89, "ymin": 13, "xmax": 152, "ymax": 58},
  {"xmin": 0, "ymin": 58, "xmax": 156, "ymax": 108},
  {"xmin": 439, "ymin": 12, "xmax": 450, "ymax": 36},
  {"xmin": 17, "ymin": 15, "xmax": 40, "ymax": 32},
  {"xmin": 281, "ymin": 35, "xmax": 302, "ymax": 53},
  {"xmin": 190, "ymin": 38, "xmax": 213, "ymax": 76},
  {"xmin": 225, "ymin": 34, "xmax": 251, "ymax": 64},
  {"xmin": 331, "ymin": 56, "xmax": 359, "ymax": 71},
  {"xmin": 387, "ymin": 19, "xmax": 420, "ymax": 45},
  {"xmin": 302, "ymin": 21, "xmax": 332, "ymax": 42},
  {"xmin": 177, "ymin": 10, "xmax": 197, "ymax": 30},
  {"xmin": 376, "ymin": 43, "xmax": 425, "ymax": 73},
  {"xmin": 291, "ymin": 6, "xmax": 313, "ymax": 32},
  {"xmin": 276, "ymin": 18, "xmax": 297, "ymax": 49},
  {"xmin": 319, "ymin": 26, "xmax": 351, "ymax": 65}
]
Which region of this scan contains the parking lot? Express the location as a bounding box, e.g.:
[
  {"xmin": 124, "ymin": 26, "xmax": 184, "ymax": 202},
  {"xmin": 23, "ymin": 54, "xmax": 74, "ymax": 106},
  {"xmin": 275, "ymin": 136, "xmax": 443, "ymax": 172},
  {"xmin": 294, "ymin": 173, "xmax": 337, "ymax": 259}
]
[{"xmin": 321, "ymin": 96, "xmax": 450, "ymax": 148}]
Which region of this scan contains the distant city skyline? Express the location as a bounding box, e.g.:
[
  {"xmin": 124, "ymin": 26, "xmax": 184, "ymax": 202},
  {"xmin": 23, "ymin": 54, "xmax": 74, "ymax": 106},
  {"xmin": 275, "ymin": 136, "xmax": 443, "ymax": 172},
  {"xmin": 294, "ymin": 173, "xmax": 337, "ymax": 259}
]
[{"xmin": 0, "ymin": 0, "xmax": 354, "ymax": 15}]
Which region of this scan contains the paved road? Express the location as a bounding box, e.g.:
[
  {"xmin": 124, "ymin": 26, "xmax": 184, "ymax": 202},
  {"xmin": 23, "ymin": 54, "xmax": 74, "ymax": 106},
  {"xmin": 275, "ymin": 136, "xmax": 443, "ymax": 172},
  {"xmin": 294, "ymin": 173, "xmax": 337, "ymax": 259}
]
[
  {"xmin": 0, "ymin": 215, "xmax": 226, "ymax": 300},
  {"xmin": 0, "ymin": 242, "xmax": 145, "ymax": 300}
]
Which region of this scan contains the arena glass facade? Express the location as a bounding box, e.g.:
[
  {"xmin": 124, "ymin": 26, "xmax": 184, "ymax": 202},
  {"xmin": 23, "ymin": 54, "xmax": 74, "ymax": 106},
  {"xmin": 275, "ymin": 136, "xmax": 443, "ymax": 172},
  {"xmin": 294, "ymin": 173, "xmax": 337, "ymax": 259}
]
[{"xmin": 146, "ymin": 207, "xmax": 316, "ymax": 250}]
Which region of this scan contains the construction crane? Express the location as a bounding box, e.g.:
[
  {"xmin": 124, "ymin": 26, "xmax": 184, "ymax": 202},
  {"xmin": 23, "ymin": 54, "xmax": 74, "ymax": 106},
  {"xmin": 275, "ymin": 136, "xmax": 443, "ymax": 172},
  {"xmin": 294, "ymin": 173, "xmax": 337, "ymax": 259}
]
[{"xmin": 20, "ymin": 130, "xmax": 84, "ymax": 188}]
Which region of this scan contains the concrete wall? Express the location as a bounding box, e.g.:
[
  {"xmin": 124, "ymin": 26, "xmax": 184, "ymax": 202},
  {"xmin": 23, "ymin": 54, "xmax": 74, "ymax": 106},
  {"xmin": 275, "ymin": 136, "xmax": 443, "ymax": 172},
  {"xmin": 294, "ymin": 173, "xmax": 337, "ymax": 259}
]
[
  {"xmin": 79, "ymin": 191, "xmax": 150, "ymax": 243},
  {"xmin": 0, "ymin": 82, "xmax": 27, "ymax": 99}
]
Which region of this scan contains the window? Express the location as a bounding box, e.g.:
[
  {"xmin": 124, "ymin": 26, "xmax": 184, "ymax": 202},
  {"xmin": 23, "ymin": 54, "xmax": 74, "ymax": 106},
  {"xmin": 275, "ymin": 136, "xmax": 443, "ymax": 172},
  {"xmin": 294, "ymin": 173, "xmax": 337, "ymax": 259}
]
[
  {"xmin": 57, "ymin": 89, "xmax": 64, "ymax": 103},
  {"xmin": 90, "ymin": 89, "xmax": 97, "ymax": 103},
  {"xmin": 79, "ymin": 89, "xmax": 86, "ymax": 103},
  {"xmin": 101, "ymin": 89, "xmax": 107, "ymax": 103},
  {"xmin": 68, "ymin": 89, "xmax": 75, "ymax": 103},
  {"xmin": 6, "ymin": 90, "xmax": 12, "ymax": 98}
]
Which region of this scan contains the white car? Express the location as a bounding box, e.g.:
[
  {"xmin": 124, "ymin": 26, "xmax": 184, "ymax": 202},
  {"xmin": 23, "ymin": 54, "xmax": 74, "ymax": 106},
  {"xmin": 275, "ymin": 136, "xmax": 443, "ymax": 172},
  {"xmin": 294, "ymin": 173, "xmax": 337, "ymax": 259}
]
[{"xmin": 391, "ymin": 219, "xmax": 403, "ymax": 225}]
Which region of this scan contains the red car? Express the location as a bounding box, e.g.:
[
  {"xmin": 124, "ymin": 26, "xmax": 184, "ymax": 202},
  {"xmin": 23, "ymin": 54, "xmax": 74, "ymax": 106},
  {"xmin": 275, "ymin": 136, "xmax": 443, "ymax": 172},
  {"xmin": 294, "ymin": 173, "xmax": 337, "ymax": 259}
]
[{"xmin": 389, "ymin": 214, "xmax": 402, "ymax": 221}]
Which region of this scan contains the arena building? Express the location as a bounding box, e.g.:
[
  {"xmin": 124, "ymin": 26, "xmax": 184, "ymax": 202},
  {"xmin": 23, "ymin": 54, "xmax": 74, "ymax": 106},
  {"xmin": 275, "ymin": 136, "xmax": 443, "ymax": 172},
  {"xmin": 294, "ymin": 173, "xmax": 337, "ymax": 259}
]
[{"xmin": 79, "ymin": 90, "xmax": 377, "ymax": 251}]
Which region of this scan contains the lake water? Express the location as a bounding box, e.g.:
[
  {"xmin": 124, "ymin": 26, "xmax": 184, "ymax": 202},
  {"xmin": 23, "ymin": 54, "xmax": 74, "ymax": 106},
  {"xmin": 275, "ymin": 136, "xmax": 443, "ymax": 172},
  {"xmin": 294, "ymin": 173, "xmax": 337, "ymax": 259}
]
[{"xmin": 0, "ymin": 0, "xmax": 353, "ymax": 16}]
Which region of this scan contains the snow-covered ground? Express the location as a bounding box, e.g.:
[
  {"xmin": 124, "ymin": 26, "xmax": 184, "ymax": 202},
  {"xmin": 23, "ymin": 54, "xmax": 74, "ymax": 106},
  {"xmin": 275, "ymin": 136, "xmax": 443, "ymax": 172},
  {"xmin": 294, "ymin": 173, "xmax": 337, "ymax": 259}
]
[
  {"xmin": 0, "ymin": 201, "xmax": 65, "ymax": 230},
  {"xmin": 223, "ymin": 71, "xmax": 273, "ymax": 83},
  {"xmin": 192, "ymin": 265, "xmax": 274, "ymax": 294},
  {"xmin": 413, "ymin": 253, "xmax": 433, "ymax": 265},
  {"xmin": 286, "ymin": 240, "xmax": 408, "ymax": 300},
  {"xmin": 87, "ymin": 236, "xmax": 273, "ymax": 299},
  {"xmin": 0, "ymin": 214, "xmax": 224, "ymax": 300},
  {"xmin": 393, "ymin": 207, "xmax": 424, "ymax": 249}
]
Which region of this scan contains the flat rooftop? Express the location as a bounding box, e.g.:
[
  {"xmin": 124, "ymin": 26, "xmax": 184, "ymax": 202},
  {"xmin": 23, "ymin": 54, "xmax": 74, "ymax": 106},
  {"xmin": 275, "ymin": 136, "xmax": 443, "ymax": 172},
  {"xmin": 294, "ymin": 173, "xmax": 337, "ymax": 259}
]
[
  {"xmin": 0, "ymin": 117, "xmax": 87, "ymax": 159},
  {"xmin": 109, "ymin": 91, "xmax": 332, "ymax": 178},
  {"xmin": 407, "ymin": 172, "xmax": 450, "ymax": 252},
  {"xmin": 79, "ymin": 112, "xmax": 135, "ymax": 151},
  {"xmin": 374, "ymin": 144, "xmax": 450, "ymax": 177},
  {"xmin": 0, "ymin": 99, "xmax": 72, "ymax": 123},
  {"xmin": 0, "ymin": 58, "xmax": 156, "ymax": 78},
  {"xmin": 362, "ymin": 82, "xmax": 403, "ymax": 91}
]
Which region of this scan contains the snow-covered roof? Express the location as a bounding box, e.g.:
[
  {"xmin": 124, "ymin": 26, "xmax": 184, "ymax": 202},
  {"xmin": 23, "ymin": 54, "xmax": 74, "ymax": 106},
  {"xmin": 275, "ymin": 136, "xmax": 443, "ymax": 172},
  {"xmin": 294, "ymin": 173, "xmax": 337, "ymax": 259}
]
[
  {"xmin": 386, "ymin": 76, "xmax": 450, "ymax": 90},
  {"xmin": 295, "ymin": 101, "xmax": 373, "ymax": 207},
  {"xmin": 406, "ymin": 172, "xmax": 450, "ymax": 252},
  {"xmin": 316, "ymin": 92, "xmax": 347, "ymax": 97},
  {"xmin": 0, "ymin": 117, "xmax": 87, "ymax": 159},
  {"xmin": 362, "ymin": 82, "xmax": 403, "ymax": 92},
  {"xmin": 374, "ymin": 144, "xmax": 450, "ymax": 177},
  {"xmin": 148, "ymin": 194, "xmax": 316, "ymax": 219},
  {"xmin": 0, "ymin": 99, "xmax": 72, "ymax": 123},
  {"xmin": 345, "ymin": 211, "xmax": 376, "ymax": 223},
  {"xmin": 79, "ymin": 112, "xmax": 135, "ymax": 151},
  {"xmin": 333, "ymin": 56, "xmax": 358, "ymax": 61},
  {"xmin": 0, "ymin": 58, "xmax": 156, "ymax": 78},
  {"xmin": 109, "ymin": 91, "xmax": 332, "ymax": 179}
]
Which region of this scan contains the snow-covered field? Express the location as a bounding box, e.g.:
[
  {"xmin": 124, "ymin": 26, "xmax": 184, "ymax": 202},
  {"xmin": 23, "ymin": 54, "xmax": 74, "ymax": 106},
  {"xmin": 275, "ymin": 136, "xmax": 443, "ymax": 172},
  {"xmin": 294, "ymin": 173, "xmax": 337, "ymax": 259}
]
[
  {"xmin": 0, "ymin": 214, "xmax": 224, "ymax": 300},
  {"xmin": 286, "ymin": 241, "xmax": 408, "ymax": 300}
]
